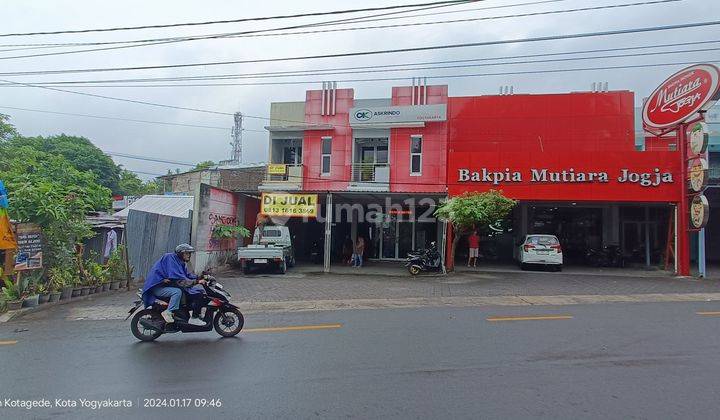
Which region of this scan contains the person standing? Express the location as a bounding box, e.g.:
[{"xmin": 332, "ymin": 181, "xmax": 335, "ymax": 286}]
[
  {"xmin": 467, "ymin": 230, "xmax": 480, "ymax": 268},
  {"xmin": 353, "ymin": 236, "xmax": 365, "ymax": 268}
]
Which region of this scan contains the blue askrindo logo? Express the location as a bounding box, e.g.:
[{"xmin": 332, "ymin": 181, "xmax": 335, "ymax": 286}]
[{"xmin": 354, "ymin": 109, "xmax": 372, "ymax": 121}]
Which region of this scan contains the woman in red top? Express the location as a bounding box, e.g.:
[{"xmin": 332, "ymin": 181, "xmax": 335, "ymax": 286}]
[{"xmin": 467, "ymin": 230, "xmax": 480, "ymax": 267}]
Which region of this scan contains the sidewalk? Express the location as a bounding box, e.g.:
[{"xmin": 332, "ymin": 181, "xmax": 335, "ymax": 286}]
[{"xmin": 292, "ymin": 260, "xmax": 675, "ymax": 279}]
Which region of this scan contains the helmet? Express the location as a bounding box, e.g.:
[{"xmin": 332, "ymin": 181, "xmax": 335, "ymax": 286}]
[{"xmin": 175, "ymin": 243, "xmax": 195, "ymax": 254}]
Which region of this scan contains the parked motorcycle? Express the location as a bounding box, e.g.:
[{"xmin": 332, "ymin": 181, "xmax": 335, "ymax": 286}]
[
  {"xmin": 585, "ymin": 245, "xmax": 624, "ymax": 268},
  {"xmin": 127, "ymin": 276, "xmax": 244, "ymax": 342},
  {"xmin": 406, "ymin": 242, "xmax": 443, "ymax": 275}
]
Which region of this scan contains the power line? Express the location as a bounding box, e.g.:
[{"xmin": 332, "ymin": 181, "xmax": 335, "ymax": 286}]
[
  {"xmin": 0, "ymin": 105, "xmax": 231, "ymax": 129},
  {"xmin": 2, "ymin": 20, "xmax": 717, "ymax": 77},
  {"xmin": 9, "ymin": 39, "xmax": 713, "ymax": 86},
  {"xmin": 0, "ymin": 0, "xmax": 568, "ymax": 49},
  {"xmin": 126, "ymin": 169, "xmax": 165, "ymax": 177},
  {"xmin": 0, "ymin": 105, "xmax": 267, "ymax": 132},
  {"xmin": 0, "ymin": 0, "xmax": 474, "ymax": 37},
  {"xmin": 0, "ymin": 0, "xmax": 473, "ymax": 60},
  {"xmin": 105, "ymin": 151, "xmax": 195, "ymax": 166},
  {"xmin": 12, "ymin": 44, "xmax": 718, "ymax": 88},
  {"xmin": 0, "ymin": 0, "xmax": 679, "ymax": 60},
  {"xmin": 1, "ymin": 60, "xmax": 715, "ymax": 128}
]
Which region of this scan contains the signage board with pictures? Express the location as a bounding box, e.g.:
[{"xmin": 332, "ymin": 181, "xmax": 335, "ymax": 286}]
[{"xmin": 13, "ymin": 223, "xmax": 43, "ymax": 270}]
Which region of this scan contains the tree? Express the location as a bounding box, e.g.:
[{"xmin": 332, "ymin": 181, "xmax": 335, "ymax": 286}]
[
  {"xmin": 117, "ymin": 170, "xmax": 163, "ymax": 196},
  {"xmin": 9, "ymin": 134, "xmax": 121, "ymax": 194},
  {"xmin": 0, "ymin": 114, "xmax": 18, "ymax": 141},
  {"xmin": 0, "ymin": 145, "xmax": 111, "ymax": 268},
  {"xmin": 193, "ymin": 160, "xmax": 215, "ymax": 171},
  {"xmin": 435, "ymin": 190, "xmax": 516, "ymax": 269}
]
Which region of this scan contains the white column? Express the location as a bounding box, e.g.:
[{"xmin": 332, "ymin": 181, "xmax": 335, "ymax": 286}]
[{"xmin": 324, "ymin": 193, "xmax": 333, "ymax": 273}]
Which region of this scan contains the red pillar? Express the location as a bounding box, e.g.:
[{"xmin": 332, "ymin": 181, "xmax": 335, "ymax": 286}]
[{"xmin": 677, "ymin": 123, "xmax": 691, "ymax": 276}]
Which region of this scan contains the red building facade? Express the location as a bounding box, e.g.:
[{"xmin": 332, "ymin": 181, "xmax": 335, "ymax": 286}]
[{"xmin": 261, "ymin": 84, "xmax": 685, "ymax": 272}]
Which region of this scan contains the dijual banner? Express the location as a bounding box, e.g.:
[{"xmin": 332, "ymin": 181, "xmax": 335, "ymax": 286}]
[{"xmin": 261, "ymin": 193, "xmax": 318, "ymax": 218}]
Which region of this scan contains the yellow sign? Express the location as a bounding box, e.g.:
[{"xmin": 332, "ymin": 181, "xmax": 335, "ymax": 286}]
[
  {"xmin": 261, "ymin": 193, "xmax": 318, "ymax": 218},
  {"xmin": 267, "ymin": 164, "xmax": 287, "ymax": 175}
]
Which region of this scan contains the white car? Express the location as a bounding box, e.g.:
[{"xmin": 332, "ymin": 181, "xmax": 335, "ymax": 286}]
[{"xmin": 516, "ymin": 234, "xmax": 563, "ymax": 271}]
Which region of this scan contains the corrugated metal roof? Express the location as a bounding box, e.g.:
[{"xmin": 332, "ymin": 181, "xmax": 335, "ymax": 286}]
[{"xmin": 114, "ymin": 195, "xmax": 194, "ymax": 218}]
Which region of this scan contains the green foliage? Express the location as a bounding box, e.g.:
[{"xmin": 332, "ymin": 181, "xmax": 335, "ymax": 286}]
[
  {"xmin": 212, "ymin": 224, "xmax": 251, "ymax": 239},
  {"xmin": 9, "ymin": 134, "xmax": 121, "ymax": 193},
  {"xmin": 193, "ymin": 160, "xmax": 215, "ymax": 171},
  {"xmin": 84, "ymin": 255, "xmax": 108, "ymax": 286},
  {"xmin": 117, "ymin": 170, "xmax": 163, "ymax": 196},
  {"xmin": 1, "ymin": 277, "xmax": 28, "ymax": 301},
  {"xmin": 49, "ymin": 266, "xmax": 78, "ymax": 290},
  {"xmin": 0, "ymin": 114, "xmax": 18, "ymax": 141},
  {"xmin": 106, "ymin": 245, "xmax": 127, "ymax": 282},
  {"xmin": 435, "ymin": 190, "xmax": 517, "ymax": 233}
]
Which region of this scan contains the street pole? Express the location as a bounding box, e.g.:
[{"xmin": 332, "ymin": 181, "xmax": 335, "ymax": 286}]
[
  {"xmin": 699, "ymin": 228, "xmax": 706, "ymax": 277},
  {"xmin": 677, "ymin": 122, "xmax": 691, "ymax": 276},
  {"xmin": 324, "ymin": 193, "xmax": 332, "ymax": 273}
]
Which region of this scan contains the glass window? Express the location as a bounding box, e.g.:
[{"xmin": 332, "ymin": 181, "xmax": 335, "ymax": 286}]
[
  {"xmin": 322, "ymin": 137, "xmax": 332, "ymax": 154},
  {"xmin": 411, "ymin": 155, "xmax": 421, "ymax": 173},
  {"xmin": 376, "ymin": 146, "xmax": 388, "ymax": 164},
  {"xmin": 321, "ymin": 137, "xmax": 332, "ymax": 175},
  {"xmin": 410, "ymin": 135, "xmax": 422, "ymax": 174},
  {"xmin": 411, "ymin": 136, "xmax": 422, "ymax": 153}
]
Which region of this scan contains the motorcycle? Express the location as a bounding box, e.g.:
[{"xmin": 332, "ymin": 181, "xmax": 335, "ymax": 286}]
[
  {"xmin": 126, "ymin": 275, "xmax": 244, "ymax": 342},
  {"xmin": 406, "ymin": 243, "xmax": 444, "ymax": 276},
  {"xmin": 585, "ymin": 245, "xmax": 624, "ymax": 268}
]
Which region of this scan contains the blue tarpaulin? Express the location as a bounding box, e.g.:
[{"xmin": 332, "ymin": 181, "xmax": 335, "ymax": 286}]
[{"xmin": 0, "ymin": 180, "xmax": 8, "ymax": 208}]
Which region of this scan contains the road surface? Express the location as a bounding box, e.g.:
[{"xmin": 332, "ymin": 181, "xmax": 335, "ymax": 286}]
[{"xmin": 1, "ymin": 299, "xmax": 720, "ymax": 419}]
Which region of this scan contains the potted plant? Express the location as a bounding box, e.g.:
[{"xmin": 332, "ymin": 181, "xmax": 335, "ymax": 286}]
[
  {"xmin": 107, "ymin": 247, "xmax": 128, "ymax": 290},
  {"xmin": 36, "ymin": 283, "xmax": 51, "ymax": 304},
  {"xmin": 22, "ymin": 278, "xmax": 39, "ymax": 308},
  {"xmin": 72, "ymin": 274, "xmax": 83, "ymax": 297},
  {"xmin": 2, "ymin": 278, "xmax": 23, "ymax": 311},
  {"xmin": 50, "ymin": 267, "xmax": 74, "ymax": 300},
  {"xmin": 48, "ymin": 283, "xmax": 62, "ymax": 302}
]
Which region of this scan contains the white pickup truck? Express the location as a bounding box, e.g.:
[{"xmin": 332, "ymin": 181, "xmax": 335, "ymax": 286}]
[{"xmin": 238, "ymin": 225, "xmax": 295, "ymax": 274}]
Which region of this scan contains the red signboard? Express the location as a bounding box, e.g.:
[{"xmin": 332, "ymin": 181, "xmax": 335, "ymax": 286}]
[{"xmin": 642, "ymin": 64, "xmax": 720, "ymax": 131}]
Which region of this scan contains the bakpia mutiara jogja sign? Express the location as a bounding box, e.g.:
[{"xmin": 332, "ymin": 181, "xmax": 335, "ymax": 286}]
[
  {"xmin": 349, "ymin": 104, "xmax": 447, "ymax": 126},
  {"xmin": 261, "ymin": 193, "xmax": 318, "ymax": 217},
  {"xmin": 458, "ymin": 168, "xmax": 674, "ymax": 187},
  {"xmin": 642, "ymin": 64, "xmax": 720, "ymax": 131}
]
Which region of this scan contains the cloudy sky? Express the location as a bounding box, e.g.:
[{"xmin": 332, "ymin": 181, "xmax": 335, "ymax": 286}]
[{"xmin": 0, "ymin": 0, "xmax": 717, "ymax": 178}]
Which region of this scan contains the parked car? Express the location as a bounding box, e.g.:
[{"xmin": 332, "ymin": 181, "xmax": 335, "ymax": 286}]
[
  {"xmin": 238, "ymin": 225, "xmax": 295, "ymax": 274},
  {"xmin": 514, "ymin": 234, "xmax": 563, "ymax": 271}
]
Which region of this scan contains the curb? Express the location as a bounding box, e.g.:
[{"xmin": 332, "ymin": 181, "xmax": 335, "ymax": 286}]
[{"xmin": 0, "ymin": 286, "xmax": 136, "ymax": 323}]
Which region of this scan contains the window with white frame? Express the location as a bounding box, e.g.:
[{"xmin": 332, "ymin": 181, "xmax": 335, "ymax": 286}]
[
  {"xmin": 321, "ymin": 136, "xmax": 332, "ymax": 175},
  {"xmin": 410, "ymin": 135, "xmax": 422, "ymax": 175}
]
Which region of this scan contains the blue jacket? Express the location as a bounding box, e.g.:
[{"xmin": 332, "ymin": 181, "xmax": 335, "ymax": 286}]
[{"xmin": 142, "ymin": 253, "xmax": 199, "ymax": 307}]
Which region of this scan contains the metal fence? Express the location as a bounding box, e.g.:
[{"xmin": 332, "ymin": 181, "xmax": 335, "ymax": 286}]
[{"xmin": 125, "ymin": 209, "xmax": 192, "ymax": 281}]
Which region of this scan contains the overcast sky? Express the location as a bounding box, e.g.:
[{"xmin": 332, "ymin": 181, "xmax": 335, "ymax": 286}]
[{"xmin": 0, "ymin": 0, "xmax": 718, "ymax": 178}]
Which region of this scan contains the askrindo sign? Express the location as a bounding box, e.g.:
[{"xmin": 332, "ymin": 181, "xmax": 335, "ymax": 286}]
[
  {"xmin": 349, "ymin": 104, "xmax": 447, "ymax": 126},
  {"xmin": 261, "ymin": 193, "xmax": 318, "ymax": 218},
  {"xmin": 642, "ymin": 64, "xmax": 720, "ymax": 131}
]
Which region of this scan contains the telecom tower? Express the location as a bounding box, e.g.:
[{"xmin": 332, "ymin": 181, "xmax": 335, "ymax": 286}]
[
  {"xmin": 230, "ymin": 112, "xmax": 243, "ymax": 164},
  {"xmin": 221, "ymin": 112, "xmax": 243, "ymax": 166}
]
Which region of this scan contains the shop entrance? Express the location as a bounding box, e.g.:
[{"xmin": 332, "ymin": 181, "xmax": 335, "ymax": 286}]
[{"xmin": 365, "ymin": 216, "xmax": 436, "ymax": 260}]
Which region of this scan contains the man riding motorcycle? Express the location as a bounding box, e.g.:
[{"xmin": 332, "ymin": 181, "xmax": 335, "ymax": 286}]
[{"xmin": 141, "ymin": 243, "xmax": 207, "ymax": 325}]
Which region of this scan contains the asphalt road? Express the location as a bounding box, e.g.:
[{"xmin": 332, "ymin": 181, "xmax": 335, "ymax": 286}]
[{"xmin": 2, "ymin": 301, "xmax": 720, "ymax": 419}]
